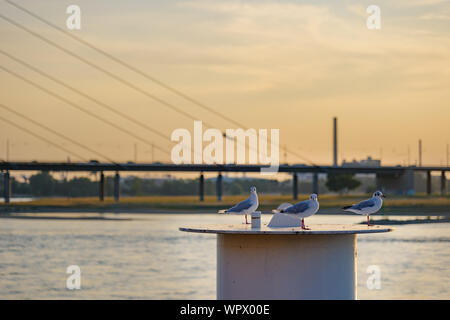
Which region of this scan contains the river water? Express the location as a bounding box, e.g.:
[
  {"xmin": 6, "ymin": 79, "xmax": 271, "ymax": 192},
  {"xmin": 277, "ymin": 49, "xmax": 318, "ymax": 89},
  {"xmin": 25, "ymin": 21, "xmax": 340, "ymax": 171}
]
[{"xmin": 0, "ymin": 213, "xmax": 449, "ymax": 299}]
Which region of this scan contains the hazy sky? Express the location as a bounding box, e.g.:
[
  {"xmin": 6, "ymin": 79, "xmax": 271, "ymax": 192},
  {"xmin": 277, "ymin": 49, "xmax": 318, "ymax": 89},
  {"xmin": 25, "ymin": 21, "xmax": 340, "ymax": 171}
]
[{"xmin": 1, "ymin": 0, "xmax": 449, "ymax": 166}]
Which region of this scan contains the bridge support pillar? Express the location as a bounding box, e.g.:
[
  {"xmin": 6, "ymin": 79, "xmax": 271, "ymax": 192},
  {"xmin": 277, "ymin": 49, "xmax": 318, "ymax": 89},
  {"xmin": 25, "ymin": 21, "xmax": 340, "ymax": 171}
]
[
  {"xmin": 312, "ymin": 172, "xmax": 319, "ymax": 195},
  {"xmin": 99, "ymin": 171, "xmax": 105, "ymax": 201},
  {"xmin": 293, "ymin": 173, "xmax": 298, "ymax": 200},
  {"xmin": 114, "ymin": 172, "xmax": 120, "ymax": 202},
  {"xmin": 199, "ymin": 173, "xmax": 204, "ymax": 202},
  {"xmin": 3, "ymin": 171, "xmax": 11, "ymax": 204},
  {"xmin": 216, "ymin": 172, "xmax": 222, "ymax": 202},
  {"xmin": 426, "ymin": 171, "xmax": 432, "ymax": 195},
  {"xmin": 441, "ymin": 171, "xmax": 446, "ymax": 196}
]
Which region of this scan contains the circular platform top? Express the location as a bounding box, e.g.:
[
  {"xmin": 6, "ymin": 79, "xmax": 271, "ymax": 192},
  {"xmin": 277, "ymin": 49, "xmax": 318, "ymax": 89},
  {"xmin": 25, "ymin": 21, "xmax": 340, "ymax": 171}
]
[{"xmin": 179, "ymin": 224, "xmax": 393, "ymax": 235}]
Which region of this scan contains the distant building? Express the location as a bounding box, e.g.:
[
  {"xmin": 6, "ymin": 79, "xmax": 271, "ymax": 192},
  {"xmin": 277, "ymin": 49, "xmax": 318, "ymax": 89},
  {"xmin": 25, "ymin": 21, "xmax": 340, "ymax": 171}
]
[{"xmin": 342, "ymin": 156, "xmax": 381, "ymax": 167}]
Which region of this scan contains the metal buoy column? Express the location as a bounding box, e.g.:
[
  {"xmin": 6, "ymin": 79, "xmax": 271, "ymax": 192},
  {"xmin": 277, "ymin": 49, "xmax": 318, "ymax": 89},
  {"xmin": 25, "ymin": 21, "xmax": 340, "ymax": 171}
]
[
  {"xmin": 217, "ymin": 233, "xmax": 356, "ymax": 300},
  {"xmin": 180, "ymin": 224, "xmax": 392, "ymax": 300}
]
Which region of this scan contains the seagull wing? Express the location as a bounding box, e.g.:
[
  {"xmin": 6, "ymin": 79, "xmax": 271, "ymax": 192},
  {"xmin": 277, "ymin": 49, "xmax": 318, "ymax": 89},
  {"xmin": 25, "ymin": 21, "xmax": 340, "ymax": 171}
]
[
  {"xmin": 348, "ymin": 199, "xmax": 376, "ymax": 210},
  {"xmin": 226, "ymin": 196, "xmax": 254, "ymax": 213},
  {"xmin": 283, "ymin": 200, "xmax": 310, "ymax": 213}
]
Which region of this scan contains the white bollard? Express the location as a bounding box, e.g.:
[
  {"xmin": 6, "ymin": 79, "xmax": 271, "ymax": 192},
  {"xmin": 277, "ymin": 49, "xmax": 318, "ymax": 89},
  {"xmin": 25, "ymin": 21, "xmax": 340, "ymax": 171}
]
[
  {"xmin": 251, "ymin": 211, "xmax": 261, "ymax": 229},
  {"xmin": 217, "ymin": 233, "xmax": 356, "ymax": 299}
]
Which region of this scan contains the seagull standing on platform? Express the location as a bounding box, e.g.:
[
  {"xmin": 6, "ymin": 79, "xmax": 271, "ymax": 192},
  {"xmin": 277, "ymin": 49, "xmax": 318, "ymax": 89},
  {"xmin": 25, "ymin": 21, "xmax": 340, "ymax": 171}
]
[
  {"xmin": 273, "ymin": 194, "xmax": 319, "ymax": 230},
  {"xmin": 342, "ymin": 191, "xmax": 385, "ymax": 226},
  {"xmin": 219, "ymin": 186, "xmax": 259, "ymax": 224}
]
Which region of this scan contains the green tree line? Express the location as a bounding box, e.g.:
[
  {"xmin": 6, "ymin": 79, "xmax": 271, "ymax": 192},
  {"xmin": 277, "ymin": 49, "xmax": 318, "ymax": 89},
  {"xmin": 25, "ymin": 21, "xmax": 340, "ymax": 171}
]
[
  {"xmin": 0, "ymin": 171, "xmax": 332, "ymax": 197},
  {"xmin": 0, "ymin": 171, "xmax": 390, "ymax": 198}
]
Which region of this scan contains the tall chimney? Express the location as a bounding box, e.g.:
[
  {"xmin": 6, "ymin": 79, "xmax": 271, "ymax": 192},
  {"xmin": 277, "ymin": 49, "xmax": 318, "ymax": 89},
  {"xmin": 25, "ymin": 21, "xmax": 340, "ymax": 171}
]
[{"xmin": 333, "ymin": 117, "xmax": 338, "ymax": 166}]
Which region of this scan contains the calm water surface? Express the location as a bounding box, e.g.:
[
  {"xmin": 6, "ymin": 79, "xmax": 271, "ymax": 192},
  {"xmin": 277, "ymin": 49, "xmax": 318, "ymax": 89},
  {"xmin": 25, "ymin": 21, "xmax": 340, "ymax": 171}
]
[{"xmin": 0, "ymin": 213, "xmax": 449, "ymax": 299}]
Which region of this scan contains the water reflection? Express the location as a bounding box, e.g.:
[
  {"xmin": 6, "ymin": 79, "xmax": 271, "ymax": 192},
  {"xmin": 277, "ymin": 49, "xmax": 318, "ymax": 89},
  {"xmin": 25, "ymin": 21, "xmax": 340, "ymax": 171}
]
[{"xmin": 0, "ymin": 213, "xmax": 448, "ymax": 299}]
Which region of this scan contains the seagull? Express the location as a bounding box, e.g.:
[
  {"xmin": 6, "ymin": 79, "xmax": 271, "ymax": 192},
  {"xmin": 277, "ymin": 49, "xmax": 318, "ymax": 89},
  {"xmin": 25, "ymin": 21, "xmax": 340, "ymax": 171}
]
[
  {"xmin": 219, "ymin": 186, "xmax": 259, "ymax": 224},
  {"xmin": 273, "ymin": 194, "xmax": 319, "ymax": 230},
  {"xmin": 342, "ymin": 191, "xmax": 386, "ymax": 226}
]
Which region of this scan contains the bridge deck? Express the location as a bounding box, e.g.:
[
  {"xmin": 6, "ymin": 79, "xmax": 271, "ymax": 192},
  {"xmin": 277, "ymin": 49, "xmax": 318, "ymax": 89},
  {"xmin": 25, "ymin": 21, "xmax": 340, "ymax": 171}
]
[{"xmin": 1, "ymin": 161, "xmax": 447, "ymax": 173}]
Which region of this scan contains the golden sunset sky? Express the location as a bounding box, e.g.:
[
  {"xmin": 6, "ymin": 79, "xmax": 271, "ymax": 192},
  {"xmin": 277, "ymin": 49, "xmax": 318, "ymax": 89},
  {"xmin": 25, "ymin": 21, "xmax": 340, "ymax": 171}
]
[{"xmin": 1, "ymin": 0, "xmax": 449, "ymax": 166}]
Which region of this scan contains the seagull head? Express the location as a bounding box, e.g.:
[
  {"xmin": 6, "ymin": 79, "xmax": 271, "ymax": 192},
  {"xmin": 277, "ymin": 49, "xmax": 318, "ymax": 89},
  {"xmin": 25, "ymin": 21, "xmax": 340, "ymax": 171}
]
[
  {"xmin": 373, "ymin": 190, "xmax": 386, "ymax": 198},
  {"xmin": 310, "ymin": 193, "xmax": 318, "ymax": 201},
  {"xmin": 250, "ymin": 186, "xmax": 257, "ymax": 193}
]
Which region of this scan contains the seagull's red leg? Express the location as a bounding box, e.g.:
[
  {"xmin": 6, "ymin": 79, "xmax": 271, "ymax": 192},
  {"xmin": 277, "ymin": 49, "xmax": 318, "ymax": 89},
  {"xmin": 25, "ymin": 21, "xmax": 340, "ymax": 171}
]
[
  {"xmin": 245, "ymin": 214, "xmax": 249, "ymax": 224},
  {"xmin": 301, "ymin": 218, "xmax": 310, "ymax": 230},
  {"xmin": 367, "ymin": 215, "xmax": 370, "ymax": 226}
]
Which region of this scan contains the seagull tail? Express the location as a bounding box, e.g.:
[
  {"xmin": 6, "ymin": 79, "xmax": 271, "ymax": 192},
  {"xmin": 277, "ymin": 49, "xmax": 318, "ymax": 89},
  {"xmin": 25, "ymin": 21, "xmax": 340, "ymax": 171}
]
[
  {"xmin": 342, "ymin": 205, "xmax": 352, "ymax": 210},
  {"xmin": 218, "ymin": 209, "xmax": 228, "ymax": 214}
]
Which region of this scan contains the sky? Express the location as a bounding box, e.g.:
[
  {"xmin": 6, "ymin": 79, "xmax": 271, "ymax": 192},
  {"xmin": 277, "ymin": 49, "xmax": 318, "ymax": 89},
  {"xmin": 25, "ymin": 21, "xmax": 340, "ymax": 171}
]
[{"xmin": 1, "ymin": 0, "xmax": 449, "ymax": 167}]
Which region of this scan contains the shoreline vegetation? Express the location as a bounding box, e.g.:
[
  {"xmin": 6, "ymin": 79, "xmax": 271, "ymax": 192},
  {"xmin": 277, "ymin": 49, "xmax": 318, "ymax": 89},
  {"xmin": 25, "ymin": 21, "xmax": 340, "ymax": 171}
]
[{"xmin": 1, "ymin": 194, "xmax": 449, "ymax": 216}]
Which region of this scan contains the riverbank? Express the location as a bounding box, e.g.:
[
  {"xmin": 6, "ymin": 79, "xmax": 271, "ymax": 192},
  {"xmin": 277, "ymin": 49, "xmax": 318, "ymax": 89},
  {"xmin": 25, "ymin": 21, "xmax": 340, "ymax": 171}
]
[{"xmin": 1, "ymin": 194, "xmax": 449, "ymax": 215}]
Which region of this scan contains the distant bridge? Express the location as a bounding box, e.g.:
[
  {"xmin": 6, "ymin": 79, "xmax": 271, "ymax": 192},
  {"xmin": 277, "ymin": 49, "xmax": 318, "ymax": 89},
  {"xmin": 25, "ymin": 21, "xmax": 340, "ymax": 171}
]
[{"xmin": 1, "ymin": 161, "xmax": 448, "ymax": 203}]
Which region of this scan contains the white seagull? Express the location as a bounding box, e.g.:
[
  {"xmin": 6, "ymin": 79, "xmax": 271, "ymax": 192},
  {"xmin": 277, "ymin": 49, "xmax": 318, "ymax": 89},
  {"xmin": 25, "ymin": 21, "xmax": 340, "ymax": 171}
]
[
  {"xmin": 273, "ymin": 194, "xmax": 319, "ymax": 230},
  {"xmin": 342, "ymin": 190, "xmax": 386, "ymax": 226},
  {"xmin": 219, "ymin": 186, "xmax": 259, "ymax": 224}
]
